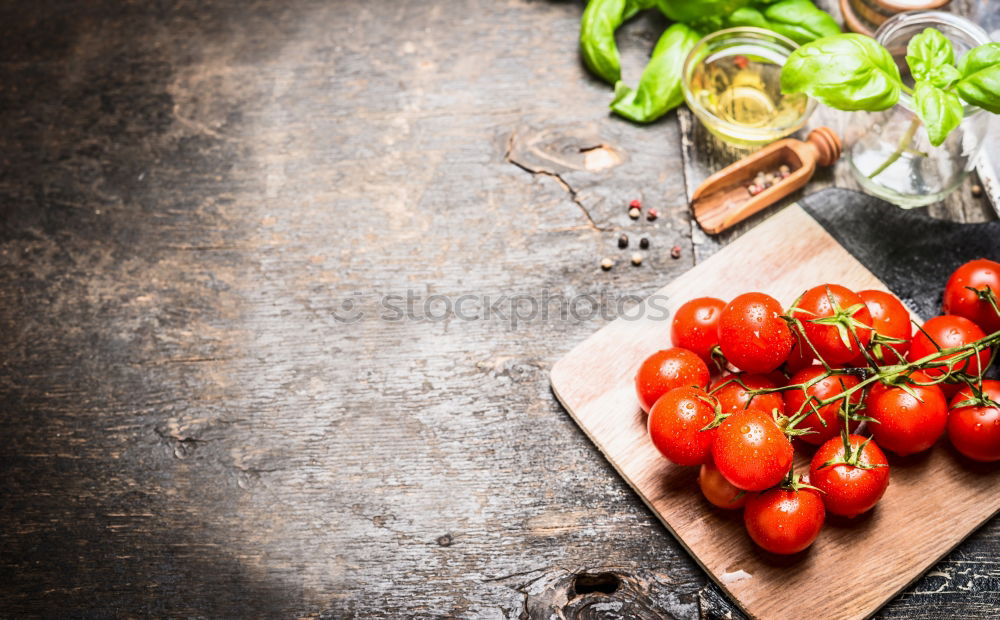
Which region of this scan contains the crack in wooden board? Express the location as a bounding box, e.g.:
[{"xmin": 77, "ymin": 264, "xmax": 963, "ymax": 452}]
[{"xmin": 550, "ymin": 203, "xmax": 1000, "ymax": 620}]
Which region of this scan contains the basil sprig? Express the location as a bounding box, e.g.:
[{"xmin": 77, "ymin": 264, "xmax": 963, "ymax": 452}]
[{"xmin": 782, "ymin": 29, "xmax": 1000, "ymax": 146}]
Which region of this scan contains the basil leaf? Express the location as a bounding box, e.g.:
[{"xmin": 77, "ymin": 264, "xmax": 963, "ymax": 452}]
[
  {"xmin": 762, "ymin": 0, "xmax": 841, "ymax": 45},
  {"xmin": 726, "ymin": 7, "xmax": 770, "ymax": 30},
  {"xmin": 955, "ymin": 43, "xmax": 1000, "ymax": 113},
  {"xmin": 580, "ymin": 0, "xmax": 657, "ymax": 84},
  {"xmin": 611, "ymin": 23, "xmax": 702, "ymax": 123},
  {"xmin": 906, "ymin": 28, "xmax": 959, "ymax": 88},
  {"xmin": 913, "ymin": 81, "xmax": 964, "ymax": 146},
  {"xmin": 781, "ymin": 34, "xmax": 903, "ymax": 111},
  {"xmin": 655, "ymin": 0, "xmax": 752, "ymax": 24}
]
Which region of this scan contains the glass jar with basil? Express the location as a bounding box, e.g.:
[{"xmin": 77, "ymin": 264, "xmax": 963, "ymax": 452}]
[{"xmin": 781, "ymin": 11, "xmax": 999, "ymax": 208}]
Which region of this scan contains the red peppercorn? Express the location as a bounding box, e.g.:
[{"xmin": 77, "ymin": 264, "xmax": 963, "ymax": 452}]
[
  {"xmin": 646, "ymin": 208, "xmax": 659, "ymax": 221},
  {"xmin": 734, "ymin": 55, "xmax": 748, "ymax": 69},
  {"xmin": 629, "ymin": 199, "xmax": 641, "ymax": 209},
  {"xmin": 670, "ymin": 245, "xmax": 682, "ymax": 259}
]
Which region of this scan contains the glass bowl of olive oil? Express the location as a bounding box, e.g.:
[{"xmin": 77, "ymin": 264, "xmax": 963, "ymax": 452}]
[{"xmin": 682, "ymin": 28, "xmax": 815, "ymax": 148}]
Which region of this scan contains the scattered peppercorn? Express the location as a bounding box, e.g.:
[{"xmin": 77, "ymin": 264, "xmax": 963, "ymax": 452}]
[
  {"xmin": 628, "ymin": 207, "xmax": 640, "ymax": 219},
  {"xmin": 670, "ymin": 245, "xmax": 682, "ymax": 259},
  {"xmin": 618, "ymin": 233, "xmax": 629, "ymax": 249},
  {"xmin": 646, "ymin": 208, "xmax": 659, "ymax": 221},
  {"xmin": 629, "ymin": 199, "xmax": 642, "ymax": 208},
  {"xmin": 601, "ymin": 257, "xmax": 614, "ymax": 271},
  {"xmin": 631, "ymin": 252, "xmax": 643, "ymax": 266},
  {"xmin": 639, "ymin": 237, "xmax": 649, "ymax": 249},
  {"xmin": 972, "ymin": 184, "xmax": 983, "ymax": 198}
]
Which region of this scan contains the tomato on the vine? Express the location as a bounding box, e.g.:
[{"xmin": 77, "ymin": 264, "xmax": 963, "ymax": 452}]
[
  {"xmin": 855, "ymin": 290, "xmax": 912, "ymax": 364},
  {"xmin": 783, "ymin": 366, "xmax": 861, "ymax": 446},
  {"xmin": 718, "ymin": 292, "xmax": 794, "ymax": 374},
  {"xmin": 711, "ymin": 373, "xmax": 785, "ymax": 416},
  {"xmin": 712, "ymin": 409, "xmax": 793, "ymax": 491},
  {"xmin": 791, "ymin": 284, "xmax": 873, "ymax": 365},
  {"xmin": 943, "ymin": 259, "xmax": 1000, "ymax": 335},
  {"xmin": 809, "ymin": 435, "xmax": 890, "ymax": 517},
  {"xmin": 784, "ymin": 339, "xmax": 816, "ymax": 374},
  {"xmin": 866, "ymin": 371, "xmax": 948, "ymax": 455},
  {"xmin": 648, "ymin": 386, "xmax": 716, "ymax": 466},
  {"xmin": 635, "ymin": 348, "xmax": 710, "ymax": 413},
  {"xmin": 671, "ymin": 297, "xmax": 726, "ymax": 364},
  {"xmin": 948, "ymin": 380, "xmax": 1000, "ymax": 462},
  {"xmin": 744, "ymin": 487, "xmax": 825, "ymax": 554},
  {"xmin": 907, "ymin": 315, "xmax": 990, "ymax": 387},
  {"xmin": 698, "ymin": 458, "xmax": 748, "ymax": 509}
]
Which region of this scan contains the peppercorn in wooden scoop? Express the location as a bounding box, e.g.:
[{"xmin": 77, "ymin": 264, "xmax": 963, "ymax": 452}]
[{"xmin": 691, "ymin": 127, "xmax": 841, "ymax": 234}]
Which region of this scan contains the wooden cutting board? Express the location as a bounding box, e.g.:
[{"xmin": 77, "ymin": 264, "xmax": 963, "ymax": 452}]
[{"xmin": 550, "ymin": 202, "xmax": 1000, "ymax": 620}]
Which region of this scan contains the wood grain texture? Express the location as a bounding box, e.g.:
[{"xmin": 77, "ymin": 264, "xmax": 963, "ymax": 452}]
[
  {"xmin": 551, "ymin": 204, "xmax": 1000, "ymax": 620},
  {"xmin": 0, "ymin": 0, "xmax": 996, "ymax": 618}
]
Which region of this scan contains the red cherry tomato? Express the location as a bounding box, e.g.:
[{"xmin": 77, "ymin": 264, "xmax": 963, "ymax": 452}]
[
  {"xmin": 783, "ymin": 366, "xmax": 861, "ymax": 446},
  {"xmin": 855, "ymin": 290, "xmax": 912, "ymax": 364},
  {"xmin": 948, "ymin": 380, "xmax": 1000, "ymax": 462},
  {"xmin": 791, "ymin": 284, "xmax": 873, "ymax": 365},
  {"xmin": 648, "ymin": 387, "xmax": 716, "ymax": 466},
  {"xmin": 784, "ymin": 339, "xmax": 816, "ymax": 374},
  {"xmin": 943, "ymin": 259, "xmax": 1000, "ymax": 334},
  {"xmin": 712, "ymin": 409, "xmax": 793, "ymax": 491},
  {"xmin": 809, "ymin": 435, "xmax": 890, "ymax": 517},
  {"xmin": 718, "ymin": 292, "xmax": 794, "ymax": 374},
  {"xmin": 744, "ymin": 487, "xmax": 825, "ymax": 554},
  {"xmin": 866, "ymin": 372, "xmax": 948, "ymax": 455},
  {"xmin": 699, "ymin": 458, "xmax": 748, "ymax": 509},
  {"xmin": 907, "ymin": 315, "xmax": 990, "ymax": 384},
  {"xmin": 672, "ymin": 297, "xmax": 726, "ymax": 364},
  {"xmin": 711, "ymin": 373, "xmax": 785, "ymax": 416},
  {"xmin": 635, "ymin": 348, "xmax": 710, "ymax": 413}
]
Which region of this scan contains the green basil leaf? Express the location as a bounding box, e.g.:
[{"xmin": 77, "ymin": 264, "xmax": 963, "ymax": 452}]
[
  {"xmin": 655, "ymin": 0, "xmax": 752, "ymax": 24},
  {"xmin": 726, "ymin": 7, "xmax": 770, "ymax": 30},
  {"xmin": 906, "ymin": 28, "xmax": 955, "ymax": 84},
  {"xmin": 781, "ymin": 34, "xmax": 903, "ymax": 110},
  {"xmin": 762, "ymin": 0, "xmax": 841, "ymax": 45},
  {"xmin": 580, "ymin": 0, "xmax": 657, "ymax": 84},
  {"xmin": 611, "ymin": 23, "xmax": 702, "ymax": 123},
  {"xmin": 955, "ymin": 42, "xmax": 1000, "ymax": 113},
  {"xmin": 913, "ymin": 80, "xmax": 964, "ymax": 146}
]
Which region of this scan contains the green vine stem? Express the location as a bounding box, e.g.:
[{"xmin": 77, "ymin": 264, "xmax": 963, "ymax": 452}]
[{"xmin": 867, "ymin": 115, "xmax": 923, "ymax": 180}]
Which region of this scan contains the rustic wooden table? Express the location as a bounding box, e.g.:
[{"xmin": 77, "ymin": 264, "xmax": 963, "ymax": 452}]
[{"xmin": 0, "ymin": 1, "xmax": 996, "ymax": 618}]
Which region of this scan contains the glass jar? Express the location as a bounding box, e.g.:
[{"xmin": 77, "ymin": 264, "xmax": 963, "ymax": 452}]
[
  {"xmin": 846, "ymin": 11, "xmax": 991, "ymax": 208},
  {"xmin": 840, "ymin": 0, "xmax": 951, "ymax": 37}
]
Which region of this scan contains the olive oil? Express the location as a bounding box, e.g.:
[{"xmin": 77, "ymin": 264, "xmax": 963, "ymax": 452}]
[{"xmin": 689, "ymin": 54, "xmax": 808, "ymax": 139}]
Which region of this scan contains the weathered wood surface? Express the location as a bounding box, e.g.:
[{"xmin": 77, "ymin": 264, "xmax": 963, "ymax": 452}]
[
  {"xmin": 552, "ymin": 204, "xmax": 1000, "ymax": 620},
  {"xmin": 0, "ymin": 1, "xmax": 996, "ymax": 618}
]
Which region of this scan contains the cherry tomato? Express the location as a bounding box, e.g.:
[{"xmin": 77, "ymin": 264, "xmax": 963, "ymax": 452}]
[
  {"xmin": 712, "ymin": 409, "xmax": 793, "ymax": 491},
  {"xmin": 855, "ymin": 290, "xmax": 912, "ymax": 364},
  {"xmin": 948, "ymin": 380, "xmax": 1000, "ymax": 462},
  {"xmin": 791, "ymin": 284, "xmax": 873, "ymax": 365},
  {"xmin": 671, "ymin": 297, "xmax": 726, "ymax": 364},
  {"xmin": 635, "ymin": 348, "xmax": 710, "ymax": 413},
  {"xmin": 711, "ymin": 373, "xmax": 785, "ymax": 416},
  {"xmin": 744, "ymin": 487, "xmax": 825, "ymax": 554},
  {"xmin": 784, "ymin": 339, "xmax": 816, "ymax": 374},
  {"xmin": 699, "ymin": 458, "xmax": 748, "ymax": 509},
  {"xmin": 907, "ymin": 315, "xmax": 990, "ymax": 385},
  {"xmin": 809, "ymin": 435, "xmax": 890, "ymax": 517},
  {"xmin": 718, "ymin": 292, "xmax": 794, "ymax": 374},
  {"xmin": 648, "ymin": 387, "xmax": 716, "ymax": 466},
  {"xmin": 783, "ymin": 366, "xmax": 861, "ymax": 446},
  {"xmin": 943, "ymin": 259, "xmax": 1000, "ymax": 334},
  {"xmin": 866, "ymin": 372, "xmax": 948, "ymax": 455}
]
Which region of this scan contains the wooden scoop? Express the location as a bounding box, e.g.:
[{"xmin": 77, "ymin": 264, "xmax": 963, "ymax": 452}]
[{"xmin": 692, "ymin": 127, "xmax": 842, "ymax": 234}]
